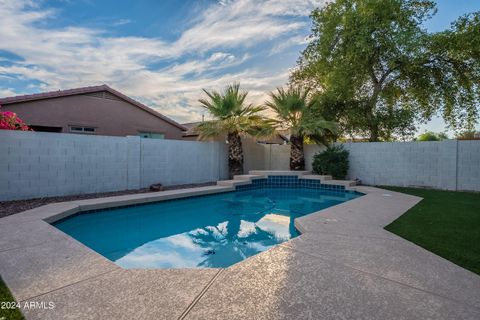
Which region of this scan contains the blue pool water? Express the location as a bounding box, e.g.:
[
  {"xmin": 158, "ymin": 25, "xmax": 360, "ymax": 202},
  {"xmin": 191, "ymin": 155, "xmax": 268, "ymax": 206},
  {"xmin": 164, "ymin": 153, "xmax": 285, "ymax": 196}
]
[{"xmin": 54, "ymin": 187, "xmax": 361, "ymax": 268}]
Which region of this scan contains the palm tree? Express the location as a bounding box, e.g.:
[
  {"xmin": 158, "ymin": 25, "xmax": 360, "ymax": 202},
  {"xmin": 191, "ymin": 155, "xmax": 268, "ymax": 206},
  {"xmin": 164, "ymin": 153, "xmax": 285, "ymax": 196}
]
[
  {"xmin": 266, "ymin": 86, "xmax": 336, "ymax": 171},
  {"xmin": 196, "ymin": 83, "xmax": 273, "ymax": 178}
]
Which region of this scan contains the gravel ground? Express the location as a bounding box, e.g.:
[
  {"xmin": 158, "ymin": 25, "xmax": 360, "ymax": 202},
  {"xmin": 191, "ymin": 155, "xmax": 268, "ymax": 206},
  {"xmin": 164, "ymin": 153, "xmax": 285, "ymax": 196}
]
[{"xmin": 0, "ymin": 182, "xmax": 216, "ymax": 218}]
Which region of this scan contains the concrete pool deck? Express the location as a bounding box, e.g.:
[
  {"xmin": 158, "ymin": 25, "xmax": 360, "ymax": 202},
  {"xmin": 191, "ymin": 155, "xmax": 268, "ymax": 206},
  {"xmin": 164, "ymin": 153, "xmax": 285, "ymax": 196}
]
[{"xmin": 0, "ymin": 179, "xmax": 479, "ymax": 319}]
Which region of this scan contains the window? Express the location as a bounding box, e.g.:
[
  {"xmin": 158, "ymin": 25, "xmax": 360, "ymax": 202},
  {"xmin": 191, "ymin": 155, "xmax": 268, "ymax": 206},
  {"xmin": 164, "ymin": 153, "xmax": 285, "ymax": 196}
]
[
  {"xmin": 69, "ymin": 126, "xmax": 96, "ymax": 134},
  {"xmin": 138, "ymin": 132, "xmax": 165, "ymax": 139}
]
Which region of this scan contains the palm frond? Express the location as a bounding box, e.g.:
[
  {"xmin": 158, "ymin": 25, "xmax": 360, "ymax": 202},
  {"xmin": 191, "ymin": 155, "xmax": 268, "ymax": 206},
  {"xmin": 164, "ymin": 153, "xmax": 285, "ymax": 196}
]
[
  {"xmin": 196, "ymin": 83, "xmax": 272, "ymax": 139},
  {"xmin": 266, "ymin": 86, "xmax": 312, "ymax": 127},
  {"xmin": 194, "ymin": 120, "xmax": 226, "ymax": 140},
  {"xmin": 266, "ymin": 85, "xmax": 337, "ymax": 141},
  {"xmin": 239, "ymin": 116, "xmax": 276, "ymax": 138}
]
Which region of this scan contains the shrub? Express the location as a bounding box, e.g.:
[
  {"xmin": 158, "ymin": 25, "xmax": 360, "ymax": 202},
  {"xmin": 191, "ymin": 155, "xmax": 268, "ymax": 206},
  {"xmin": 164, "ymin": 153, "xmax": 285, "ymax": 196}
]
[
  {"xmin": 312, "ymin": 145, "xmax": 349, "ymax": 179},
  {"xmin": 417, "ymin": 131, "xmax": 448, "ymax": 141},
  {"xmin": 0, "ymin": 106, "xmax": 31, "ymax": 131}
]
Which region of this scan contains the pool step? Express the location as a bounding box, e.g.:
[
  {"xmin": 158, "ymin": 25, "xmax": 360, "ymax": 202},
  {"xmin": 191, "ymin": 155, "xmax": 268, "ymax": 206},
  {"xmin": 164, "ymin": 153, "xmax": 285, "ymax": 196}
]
[
  {"xmin": 298, "ymin": 174, "xmax": 332, "ymax": 181},
  {"xmin": 297, "ymin": 174, "xmax": 357, "ymax": 186},
  {"xmin": 217, "ymin": 179, "xmax": 252, "ymax": 187},
  {"xmin": 321, "ymin": 179, "xmax": 358, "ymax": 187},
  {"xmin": 218, "ymin": 174, "xmax": 267, "ymax": 187},
  {"xmin": 249, "ymin": 170, "xmax": 311, "ymax": 176},
  {"xmin": 233, "ymin": 174, "xmax": 266, "ymax": 181},
  {"xmin": 218, "ymin": 172, "xmax": 357, "ymax": 188}
]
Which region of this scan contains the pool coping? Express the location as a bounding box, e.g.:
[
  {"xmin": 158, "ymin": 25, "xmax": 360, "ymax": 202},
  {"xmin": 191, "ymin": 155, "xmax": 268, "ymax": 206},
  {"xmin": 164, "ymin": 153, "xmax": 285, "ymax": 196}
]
[{"xmin": 1, "ymin": 174, "xmax": 479, "ymax": 319}]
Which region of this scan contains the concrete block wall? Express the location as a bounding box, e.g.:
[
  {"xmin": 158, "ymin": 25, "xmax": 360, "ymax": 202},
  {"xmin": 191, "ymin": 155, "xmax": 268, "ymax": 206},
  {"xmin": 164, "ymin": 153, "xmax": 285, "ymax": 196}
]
[
  {"xmin": 241, "ymin": 138, "xmax": 266, "ymax": 173},
  {"xmin": 342, "ymin": 141, "xmax": 458, "ymax": 190},
  {"xmin": 126, "ymin": 136, "xmax": 141, "ymax": 190},
  {"xmin": 0, "ymin": 131, "xmax": 128, "ymax": 200},
  {"xmin": 457, "ymin": 140, "xmax": 480, "ymax": 191},
  {"xmin": 243, "ymin": 143, "xmax": 325, "ymax": 172},
  {"xmin": 1, "ymin": 130, "xmax": 478, "ymax": 201},
  {"xmin": 139, "ymin": 138, "xmax": 228, "ymax": 188},
  {"xmin": 266, "ymin": 144, "xmax": 291, "ymax": 170},
  {"xmin": 244, "ymin": 140, "xmax": 480, "ymax": 191},
  {"xmin": 0, "ymin": 131, "xmax": 228, "ymax": 201}
]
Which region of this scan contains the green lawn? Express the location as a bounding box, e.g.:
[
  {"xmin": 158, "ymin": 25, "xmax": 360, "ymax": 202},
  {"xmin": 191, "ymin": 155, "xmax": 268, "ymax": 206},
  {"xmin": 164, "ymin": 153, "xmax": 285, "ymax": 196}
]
[
  {"xmin": 383, "ymin": 187, "xmax": 480, "ymax": 275},
  {"xmin": 0, "ymin": 276, "xmax": 24, "ymax": 320}
]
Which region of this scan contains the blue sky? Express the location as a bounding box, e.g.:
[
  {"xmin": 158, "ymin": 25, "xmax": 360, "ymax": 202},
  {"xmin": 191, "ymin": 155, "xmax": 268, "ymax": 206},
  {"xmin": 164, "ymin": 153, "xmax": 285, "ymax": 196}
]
[{"xmin": 0, "ymin": 0, "xmax": 479, "ymax": 134}]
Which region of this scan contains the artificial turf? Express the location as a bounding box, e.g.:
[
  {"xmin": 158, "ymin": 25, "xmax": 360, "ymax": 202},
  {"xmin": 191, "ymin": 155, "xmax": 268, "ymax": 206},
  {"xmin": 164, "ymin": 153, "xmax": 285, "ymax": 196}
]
[
  {"xmin": 383, "ymin": 186, "xmax": 480, "ymax": 275},
  {"xmin": 0, "ymin": 276, "xmax": 24, "ymax": 320}
]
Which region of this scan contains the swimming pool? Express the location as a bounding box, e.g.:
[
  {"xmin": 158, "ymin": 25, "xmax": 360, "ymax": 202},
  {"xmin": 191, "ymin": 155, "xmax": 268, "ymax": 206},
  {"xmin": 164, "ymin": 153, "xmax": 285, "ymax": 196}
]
[{"xmin": 54, "ymin": 187, "xmax": 361, "ymax": 268}]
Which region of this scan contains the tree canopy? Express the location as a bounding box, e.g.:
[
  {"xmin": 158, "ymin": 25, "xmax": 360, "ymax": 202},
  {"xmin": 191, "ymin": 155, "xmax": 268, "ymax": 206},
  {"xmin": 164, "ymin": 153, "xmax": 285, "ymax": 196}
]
[{"xmin": 292, "ymin": 0, "xmax": 480, "ymax": 141}]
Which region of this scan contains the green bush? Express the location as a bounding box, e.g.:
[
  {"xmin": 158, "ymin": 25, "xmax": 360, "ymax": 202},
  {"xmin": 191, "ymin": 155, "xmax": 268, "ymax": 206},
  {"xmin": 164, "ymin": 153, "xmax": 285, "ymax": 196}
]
[
  {"xmin": 417, "ymin": 131, "xmax": 448, "ymax": 141},
  {"xmin": 312, "ymin": 145, "xmax": 349, "ymax": 179}
]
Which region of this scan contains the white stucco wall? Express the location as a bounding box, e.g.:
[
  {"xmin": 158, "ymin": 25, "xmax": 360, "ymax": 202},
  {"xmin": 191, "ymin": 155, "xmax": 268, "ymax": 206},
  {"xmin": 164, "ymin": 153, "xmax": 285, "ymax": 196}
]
[{"xmin": 0, "ymin": 131, "xmax": 228, "ymax": 201}]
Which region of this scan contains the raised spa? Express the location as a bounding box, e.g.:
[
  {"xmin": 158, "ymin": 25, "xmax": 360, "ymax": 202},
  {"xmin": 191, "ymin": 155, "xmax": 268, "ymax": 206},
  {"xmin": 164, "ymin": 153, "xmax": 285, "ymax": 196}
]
[{"xmin": 53, "ymin": 180, "xmax": 361, "ymax": 268}]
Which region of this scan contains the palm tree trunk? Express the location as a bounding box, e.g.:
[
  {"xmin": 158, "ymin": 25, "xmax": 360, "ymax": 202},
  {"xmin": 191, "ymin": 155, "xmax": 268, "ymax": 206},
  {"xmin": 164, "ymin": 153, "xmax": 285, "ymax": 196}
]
[
  {"xmin": 290, "ymin": 134, "xmax": 305, "ymax": 171},
  {"xmin": 227, "ymin": 132, "xmax": 244, "ymax": 178}
]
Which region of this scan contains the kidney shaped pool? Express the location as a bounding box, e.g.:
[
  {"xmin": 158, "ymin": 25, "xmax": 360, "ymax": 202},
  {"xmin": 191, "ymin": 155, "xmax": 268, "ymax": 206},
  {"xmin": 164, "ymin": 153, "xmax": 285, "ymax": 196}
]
[{"xmin": 53, "ymin": 186, "xmax": 362, "ymax": 268}]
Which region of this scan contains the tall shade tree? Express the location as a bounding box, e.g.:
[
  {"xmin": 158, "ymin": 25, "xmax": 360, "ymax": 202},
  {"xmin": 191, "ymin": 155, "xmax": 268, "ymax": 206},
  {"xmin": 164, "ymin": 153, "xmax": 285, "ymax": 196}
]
[
  {"xmin": 196, "ymin": 83, "xmax": 273, "ymax": 178},
  {"xmin": 292, "ymin": 0, "xmax": 480, "ymax": 141},
  {"xmin": 265, "ymin": 86, "xmax": 336, "ymax": 170}
]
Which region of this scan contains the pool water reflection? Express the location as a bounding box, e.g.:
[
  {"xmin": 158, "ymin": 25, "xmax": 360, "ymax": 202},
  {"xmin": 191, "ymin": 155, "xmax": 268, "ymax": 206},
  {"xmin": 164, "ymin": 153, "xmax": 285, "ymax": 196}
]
[{"xmin": 54, "ymin": 188, "xmax": 361, "ymax": 268}]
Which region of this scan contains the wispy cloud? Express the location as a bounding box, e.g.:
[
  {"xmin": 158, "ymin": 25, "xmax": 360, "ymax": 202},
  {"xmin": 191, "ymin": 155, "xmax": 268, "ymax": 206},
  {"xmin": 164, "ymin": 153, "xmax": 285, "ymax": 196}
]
[
  {"xmin": 0, "ymin": 0, "xmax": 327, "ymax": 122},
  {"xmin": 112, "ymin": 18, "xmax": 131, "ymax": 26},
  {"xmin": 269, "ymin": 35, "xmax": 309, "ymax": 56},
  {"xmin": 0, "ymin": 88, "xmax": 17, "ymax": 98}
]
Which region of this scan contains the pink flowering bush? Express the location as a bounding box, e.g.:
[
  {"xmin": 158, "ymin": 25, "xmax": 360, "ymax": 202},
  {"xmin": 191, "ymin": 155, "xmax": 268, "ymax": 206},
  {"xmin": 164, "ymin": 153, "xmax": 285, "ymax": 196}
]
[{"xmin": 0, "ymin": 106, "xmax": 31, "ymax": 131}]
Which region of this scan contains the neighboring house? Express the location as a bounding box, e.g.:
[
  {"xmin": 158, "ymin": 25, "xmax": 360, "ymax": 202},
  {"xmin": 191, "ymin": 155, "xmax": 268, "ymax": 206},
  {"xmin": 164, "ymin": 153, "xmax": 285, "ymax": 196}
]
[
  {"xmin": 182, "ymin": 122, "xmax": 204, "ymax": 141},
  {"xmin": 0, "ymin": 85, "xmax": 187, "ymax": 139},
  {"xmin": 182, "ymin": 121, "xmax": 289, "ymax": 144}
]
